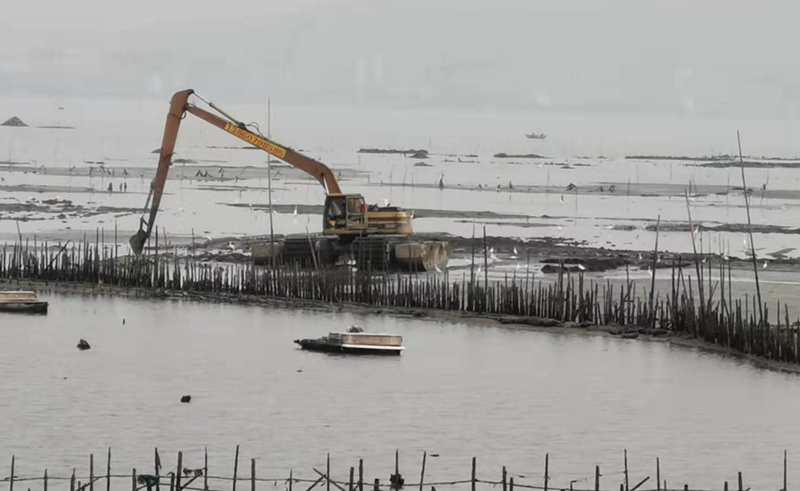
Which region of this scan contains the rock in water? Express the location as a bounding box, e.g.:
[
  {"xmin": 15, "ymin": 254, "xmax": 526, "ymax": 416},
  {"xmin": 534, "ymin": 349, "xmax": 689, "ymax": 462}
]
[
  {"xmin": 1, "ymin": 116, "xmax": 28, "ymax": 127},
  {"xmin": 77, "ymin": 339, "xmax": 91, "ymax": 350},
  {"xmin": 180, "ymin": 395, "xmax": 191, "ymax": 403}
]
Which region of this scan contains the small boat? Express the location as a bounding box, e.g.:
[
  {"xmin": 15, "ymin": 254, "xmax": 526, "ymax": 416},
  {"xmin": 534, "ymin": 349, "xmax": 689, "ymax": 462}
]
[
  {"xmin": 0, "ymin": 290, "xmax": 48, "ymax": 314},
  {"xmin": 525, "ymin": 132, "xmax": 546, "ymax": 140},
  {"xmin": 295, "ymin": 328, "xmax": 404, "ymax": 355}
]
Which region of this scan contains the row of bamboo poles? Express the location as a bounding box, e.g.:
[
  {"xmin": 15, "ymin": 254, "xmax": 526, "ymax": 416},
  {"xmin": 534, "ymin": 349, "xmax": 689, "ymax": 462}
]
[
  {"xmin": 1, "ymin": 446, "xmax": 789, "ymax": 491},
  {"xmin": 0, "ymin": 229, "xmax": 798, "ymax": 366}
]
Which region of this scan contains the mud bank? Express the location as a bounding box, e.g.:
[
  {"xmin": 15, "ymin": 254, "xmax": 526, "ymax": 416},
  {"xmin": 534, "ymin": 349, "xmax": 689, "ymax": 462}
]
[
  {"xmin": 5, "ymin": 277, "xmax": 798, "ymax": 375},
  {"xmin": 0, "ymin": 199, "xmax": 139, "ymax": 221}
]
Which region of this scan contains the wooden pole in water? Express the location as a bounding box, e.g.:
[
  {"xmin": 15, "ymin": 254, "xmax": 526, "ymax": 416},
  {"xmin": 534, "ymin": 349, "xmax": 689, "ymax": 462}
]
[
  {"xmin": 326, "ymin": 454, "xmax": 330, "ymax": 491},
  {"xmin": 594, "ymin": 466, "xmax": 599, "ymax": 491},
  {"xmin": 656, "ymin": 458, "xmax": 660, "ymax": 491},
  {"xmin": 233, "ymin": 446, "xmax": 240, "ymax": 491},
  {"xmin": 266, "ymin": 97, "xmax": 275, "ymax": 268},
  {"xmin": 358, "ymin": 460, "xmax": 363, "ymax": 491},
  {"xmin": 251, "ymin": 459, "xmax": 256, "ymax": 491},
  {"xmin": 543, "ymin": 453, "xmax": 549, "ymax": 491},
  {"xmin": 783, "ymin": 450, "xmax": 788, "ymax": 491},
  {"xmin": 630, "ymin": 477, "xmax": 649, "ymax": 491},
  {"xmin": 471, "ymin": 457, "xmax": 476, "ymax": 491},
  {"xmin": 685, "ymin": 189, "xmax": 705, "ymax": 324},
  {"xmin": 155, "ymin": 449, "xmax": 161, "ymax": 491},
  {"xmin": 9, "ymin": 455, "xmax": 14, "ymax": 491},
  {"xmin": 649, "ymin": 216, "xmax": 661, "ymax": 329},
  {"xmin": 349, "ymin": 468, "xmax": 354, "ymax": 491},
  {"xmin": 418, "ymin": 452, "xmax": 426, "ymax": 491},
  {"xmin": 43, "ymin": 469, "xmax": 47, "ymax": 491},
  {"xmin": 106, "ymin": 448, "xmax": 111, "ymax": 491},
  {"xmin": 204, "ymin": 448, "xmax": 208, "ymax": 491},
  {"xmin": 482, "ymin": 226, "xmax": 489, "ymax": 309},
  {"xmin": 289, "ymin": 470, "xmax": 293, "ymax": 491},
  {"xmin": 737, "ymin": 471, "xmax": 743, "ymax": 491},
  {"xmin": 91, "ymin": 454, "xmax": 95, "ymax": 491},
  {"xmin": 502, "ymin": 466, "xmax": 507, "ymax": 491},
  {"xmin": 176, "ymin": 452, "xmax": 183, "ymax": 491},
  {"xmin": 623, "ymin": 449, "xmax": 629, "ymax": 491},
  {"xmin": 737, "ymin": 131, "xmax": 764, "ymax": 324},
  {"xmin": 132, "ymin": 469, "xmax": 137, "ymax": 491}
]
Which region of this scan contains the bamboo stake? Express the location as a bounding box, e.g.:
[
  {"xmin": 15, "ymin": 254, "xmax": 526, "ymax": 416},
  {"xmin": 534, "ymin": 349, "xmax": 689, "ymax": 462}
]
[
  {"xmin": 784, "ymin": 450, "xmax": 788, "ymax": 491},
  {"xmin": 155, "ymin": 449, "xmax": 161, "ymax": 491},
  {"xmin": 543, "ymin": 453, "xmax": 549, "ymax": 491},
  {"xmin": 623, "ymin": 449, "xmax": 629, "ymax": 491},
  {"xmin": 594, "ymin": 466, "xmax": 599, "ymax": 491},
  {"xmin": 656, "ymin": 458, "xmax": 660, "ymax": 491},
  {"xmin": 649, "ymin": 215, "xmax": 661, "ymax": 329},
  {"xmin": 176, "ymin": 452, "xmax": 182, "ymax": 491},
  {"xmin": 738, "ymin": 131, "xmax": 764, "ymax": 324},
  {"xmin": 418, "ymin": 452, "xmax": 426, "ymax": 491},
  {"xmin": 685, "ymin": 189, "xmax": 705, "ymax": 325},
  {"xmin": 471, "ymin": 457, "xmax": 476, "ymax": 491},
  {"xmin": 233, "ymin": 446, "xmax": 240, "ymax": 491}
]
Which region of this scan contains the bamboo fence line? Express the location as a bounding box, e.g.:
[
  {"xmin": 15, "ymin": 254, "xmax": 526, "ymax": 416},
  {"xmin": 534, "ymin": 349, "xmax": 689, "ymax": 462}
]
[
  {"xmin": 1, "ymin": 231, "xmax": 800, "ymax": 366},
  {"xmin": 0, "ymin": 447, "xmax": 789, "ymax": 491}
]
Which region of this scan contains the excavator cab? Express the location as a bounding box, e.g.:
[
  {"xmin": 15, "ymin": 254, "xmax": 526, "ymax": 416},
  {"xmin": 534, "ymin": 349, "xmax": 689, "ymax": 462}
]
[{"xmin": 323, "ymin": 193, "xmax": 367, "ymax": 235}]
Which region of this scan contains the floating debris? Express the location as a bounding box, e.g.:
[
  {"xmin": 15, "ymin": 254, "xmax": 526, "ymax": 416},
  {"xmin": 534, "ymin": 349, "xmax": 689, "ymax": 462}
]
[{"xmin": 77, "ymin": 339, "xmax": 91, "ymax": 351}]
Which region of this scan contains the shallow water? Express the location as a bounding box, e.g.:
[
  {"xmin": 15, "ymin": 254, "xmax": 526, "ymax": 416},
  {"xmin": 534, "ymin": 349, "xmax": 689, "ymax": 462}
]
[
  {"xmin": 1, "ymin": 97, "xmax": 800, "ymax": 261},
  {"xmin": 1, "ymin": 292, "xmax": 798, "ymax": 489}
]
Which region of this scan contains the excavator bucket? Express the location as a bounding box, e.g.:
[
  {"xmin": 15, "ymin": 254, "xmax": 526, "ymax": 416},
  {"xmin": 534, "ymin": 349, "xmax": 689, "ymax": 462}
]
[{"xmin": 129, "ymin": 229, "xmax": 148, "ymax": 256}]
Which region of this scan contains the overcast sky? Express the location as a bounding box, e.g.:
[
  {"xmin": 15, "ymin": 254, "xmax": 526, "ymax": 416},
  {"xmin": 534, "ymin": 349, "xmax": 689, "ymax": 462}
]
[{"xmin": 2, "ymin": 0, "xmax": 799, "ymax": 120}]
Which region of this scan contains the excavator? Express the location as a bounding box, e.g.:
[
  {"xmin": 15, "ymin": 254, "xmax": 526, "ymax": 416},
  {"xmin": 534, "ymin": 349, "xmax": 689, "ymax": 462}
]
[{"xmin": 130, "ymin": 89, "xmax": 448, "ymax": 271}]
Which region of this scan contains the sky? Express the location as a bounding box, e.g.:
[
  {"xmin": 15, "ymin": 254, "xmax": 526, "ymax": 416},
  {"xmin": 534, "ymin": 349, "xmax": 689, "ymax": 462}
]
[{"xmin": 2, "ymin": 0, "xmax": 800, "ymax": 120}]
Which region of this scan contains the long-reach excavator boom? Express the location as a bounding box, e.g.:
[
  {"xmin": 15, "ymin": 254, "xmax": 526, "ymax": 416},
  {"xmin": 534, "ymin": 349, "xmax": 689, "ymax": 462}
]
[
  {"xmin": 130, "ymin": 89, "xmax": 347, "ymax": 254},
  {"xmin": 128, "ymin": 89, "xmax": 446, "ymax": 271}
]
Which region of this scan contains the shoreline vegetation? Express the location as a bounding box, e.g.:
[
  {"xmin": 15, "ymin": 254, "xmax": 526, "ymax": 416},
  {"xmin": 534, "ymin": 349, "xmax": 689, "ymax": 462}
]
[{"xmin": 2, "ymin": 234, "xmax": 799, "ymax": 376}]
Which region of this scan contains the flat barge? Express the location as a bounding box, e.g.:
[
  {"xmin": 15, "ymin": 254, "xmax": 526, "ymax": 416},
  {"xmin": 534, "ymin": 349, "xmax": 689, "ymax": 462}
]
[
  {"xmin": 294, "ymin": 332, "xmax": 404, "ymax": 355},
  {"xmin": 0, "ymin": 290, "xmax": 48, "ymax": 314}
]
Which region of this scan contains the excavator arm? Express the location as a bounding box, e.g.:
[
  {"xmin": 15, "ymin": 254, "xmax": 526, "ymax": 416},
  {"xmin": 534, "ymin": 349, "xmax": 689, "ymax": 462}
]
[{"xmin": 129, "ymin": 89, "xmax": 343, "ymax": 255}]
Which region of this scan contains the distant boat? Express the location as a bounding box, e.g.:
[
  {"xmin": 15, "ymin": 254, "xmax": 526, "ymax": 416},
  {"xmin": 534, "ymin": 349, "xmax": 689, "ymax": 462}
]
[
  {"xmin": 0, "ymin": 290, "xmax": 48, "ymax": 314},
  {"xmin": 525, "ymin": 132, "xmax": 546, "ymax": 140},
  {"xmin": 294, "ymin": 327, "xmax": 404, "ymax": 355}
]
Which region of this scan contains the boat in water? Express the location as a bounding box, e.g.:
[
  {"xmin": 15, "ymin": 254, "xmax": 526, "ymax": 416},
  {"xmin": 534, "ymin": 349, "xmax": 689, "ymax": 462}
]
[
  {"xmin": 294, "ymin": 327, "xmax": 404, "ymax": 355},
  {"xmin": 525, "ymin": 132, "xmax": 546, "ymax": 140},
  {"xmin": 0, "ymin": 290, "xmax": 48, "ymax": 314}
]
